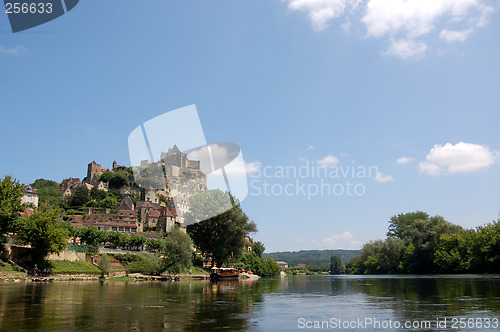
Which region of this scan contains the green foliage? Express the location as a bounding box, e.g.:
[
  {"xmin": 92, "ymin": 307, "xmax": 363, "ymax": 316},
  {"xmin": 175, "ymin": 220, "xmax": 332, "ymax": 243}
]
[
  {"xmin": 126, "ymin": 253, "xmax": 164, "ymax": 275},
  {"xmin": 163, "ymin": 227, "xmax": 193, "ymax": 273},
  {"xmin": 78, "ymin": 226, "xmax": 106, "ymax": 247},
  {"xmin": 348, "ymin": 211, "xmax": 465, "ymax": 274},
  {"xmin": 89, "ymin": 187, "xmax": 106, "ymax": 201},
  {"xmin": 16, "ymin": 204, "xmax": 69, "ymax": 263},
  {"xmin": 186, "ymin": 190, "xmax": 257, "ymax": 267},
  {"xmin": 98, "ymin": 254, "xmax": 112, "ymax": 275},
  {"xmin": 109, "ymin": 171, "xmax": 130, "ymax": 189},
  {"xmin": 434, "ymin": 220, "xmax": 500, "ymax": 273},
  {"xmin": 145, "ymin": 238, "xmax": 164, "ymax": 252},
  {"xmin": 98, "ymin": 170, "xmax": 130, "ymax": 189},
  {"xmin": 98, "ymin": 171, "xmax": 114, "ymax": 183},
  {"xmin": 387, "ymin": 211, "xmax": 430, "ymax": 240},
  {"xmin": 31, "ymin": 179, "xmax": 63, "ymax": 207},
  {"xmin": 98, "ymin": 196, "xmax": 118, "ymax": 208},
  {"xmin": 239, "ymin": 252, "xmax": 281, "ymax": 276},
  {"xmin": 400, "ymin": 216, "xmax": 463, "ymax": 273},
  {"xmin": 347, "ymin": 238, "xmax": 405, "ymax": 274},
  {"xmin": 31, "ymin": 179, "xmax": 59, "ymax": 189},
  {"xmin": 0, "ymin": 176, "xmax": 25, "ymax": 242},
  {"xmin": 330, "ymin": 256, "xmax": 345, "ymax": 274},
  {"xmin": 70, "ymin": 186, "xmax": 89, "ymax": 207},
  {"xmin": 252, "ymin": 241, "xmax": 265, "ymax": 258},
  {"xmin": 128, "ymin": 234, "xmax": 147, "ymax": 250}
]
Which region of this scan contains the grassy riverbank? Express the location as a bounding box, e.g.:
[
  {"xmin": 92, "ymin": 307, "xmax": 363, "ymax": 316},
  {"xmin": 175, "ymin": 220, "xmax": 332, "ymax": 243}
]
[{"xmin": 48, "ymin": 260, "xmax": 101, "ymax": 275}]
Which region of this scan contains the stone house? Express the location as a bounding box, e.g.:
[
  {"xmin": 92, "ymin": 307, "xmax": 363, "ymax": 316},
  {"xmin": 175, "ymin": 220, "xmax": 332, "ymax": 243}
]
[
  {"xmin": 60, "ymin": 178, "xmax": 82, "ymax": 197},
  {"xmin": 21, "ymin": 185, "xmax": 39, "ymax": 208}
]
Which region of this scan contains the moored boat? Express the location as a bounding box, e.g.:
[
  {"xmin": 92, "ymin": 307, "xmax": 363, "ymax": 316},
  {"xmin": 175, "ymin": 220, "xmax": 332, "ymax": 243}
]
[{"xmin": 210, "ymin": 267, "xmax": 240, "ymax": 281}]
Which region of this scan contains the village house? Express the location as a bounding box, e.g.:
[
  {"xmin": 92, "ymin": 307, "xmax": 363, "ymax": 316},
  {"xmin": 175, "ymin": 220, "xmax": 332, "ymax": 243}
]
[
  {"xmin": 276, "ymin": 261, "xmax": 289, "ymax": 270},
  {"xmin": 60, "ymin": 178, "xmax": 82, "ymax": 197},
  {"xmin": 21, "ymin": 185, "xmax": 39, "ymax": 208},
  {"xmin": 157, "ymin": 206, "xmax": 179, "ymax": 232}
]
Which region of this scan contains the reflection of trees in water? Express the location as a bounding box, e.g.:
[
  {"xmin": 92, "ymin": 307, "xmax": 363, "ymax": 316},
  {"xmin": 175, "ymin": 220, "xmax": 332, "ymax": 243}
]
[
  {"xmin": 0, "ymin": 279, "xmax": 282, "ymax": 331},
  {"xmin": 347, "ymin": 276, "xmax": 500, "ymax": 318},
  {"xmin": 184, "ymin": 279, "xmax": 281, "ymax": 331}
]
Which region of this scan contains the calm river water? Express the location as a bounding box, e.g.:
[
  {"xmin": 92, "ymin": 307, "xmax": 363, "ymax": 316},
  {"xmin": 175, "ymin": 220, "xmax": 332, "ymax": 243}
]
[{"xmin": 0, "ymin": 275, "xmax": 499, "ymax": 331}]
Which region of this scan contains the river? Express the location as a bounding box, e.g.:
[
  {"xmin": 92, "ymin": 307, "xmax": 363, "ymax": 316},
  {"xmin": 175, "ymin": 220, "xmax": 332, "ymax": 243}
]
[{"xmin": 0, "ymin": 275, "xmax": 499, "ymax": 331}]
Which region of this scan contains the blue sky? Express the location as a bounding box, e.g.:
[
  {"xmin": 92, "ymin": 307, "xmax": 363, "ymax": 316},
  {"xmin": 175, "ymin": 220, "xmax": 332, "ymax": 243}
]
[{"xmin": 1, "ymin": 0, "xmax": 499, "ymax": 252}]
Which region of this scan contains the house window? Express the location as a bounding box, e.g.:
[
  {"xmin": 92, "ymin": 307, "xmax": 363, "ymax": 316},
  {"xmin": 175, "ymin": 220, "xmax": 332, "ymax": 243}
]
[
  {"xmin": 112, "ymin": 227, "xmax": 117, "ymax": 231},
  {"xmin": 119, "ymin": 227, "xmax": 124, "ymax": 231},
  {"xmin": 131, "ymin": 228, "xmax": 136, "ymax": 232},
  {"xmin": 125, "ymin": 227, "xmax": 130, "ymax": 232}
]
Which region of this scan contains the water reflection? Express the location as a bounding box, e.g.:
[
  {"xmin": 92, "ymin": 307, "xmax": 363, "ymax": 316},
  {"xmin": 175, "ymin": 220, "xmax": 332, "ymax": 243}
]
[{"xmin": 0, "ymin": 276, "xmax": 498, "ymax": 331}]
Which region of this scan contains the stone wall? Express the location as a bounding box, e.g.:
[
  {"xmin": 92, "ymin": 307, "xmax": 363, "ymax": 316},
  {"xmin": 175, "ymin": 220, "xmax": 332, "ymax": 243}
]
[{"xmin": 46, "ymin": 250, "xmax": 86, "ymax": 262}]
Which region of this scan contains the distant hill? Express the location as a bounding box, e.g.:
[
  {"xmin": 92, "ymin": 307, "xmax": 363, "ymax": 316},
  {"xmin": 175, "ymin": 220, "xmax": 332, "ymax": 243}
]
[{"xmin": 262, "ymin": 249, "xmax": 360, "ymax": 267}]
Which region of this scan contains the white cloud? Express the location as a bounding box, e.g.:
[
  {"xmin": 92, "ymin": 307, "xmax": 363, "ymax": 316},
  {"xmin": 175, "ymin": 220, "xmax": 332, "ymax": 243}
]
[
  {"xmin": 244, "ymin": 161, "xmax": 262, "ymax": 175},
  {"xmin": 320, "ymin": 232, "xmax": 362, "ymax": 249},
  {"xmin": 321, "ymin": 231, "xmax": 353, "ymax": 245},
  {"xmin": 283, "ymin": 0, "xmax": 495, "ymax": 58},
  {"xmin": 440, "ymin": 29, "xmax": 472, "ymax": 43},
  {"xmin": 307, "ymin": 144, "xmax": 315, "ymax": 151},
  {"xmin": 0, "ymin": 45, "xmax": 26, "ymax": 55},
  {"xmin": 396, "ymin": 156, "xmax": 415, "ymax": 164},
  {"xmin": 373, "ymin": 171, "xmax": 394, "ymax": 183},
  {"xmin": 418, "ymin": 142, "xmax": 497, "ymax": 175},
  {"xmin": 383, "ymin": 38, "xmax": 427, "ymax": 59},
  {"xmin": 286, "ymin": 0, "xmax": 363, "ymax": 31},
  {"xmin": 317, "ymin": 155, "xmax": 340, "ymax": 167}
]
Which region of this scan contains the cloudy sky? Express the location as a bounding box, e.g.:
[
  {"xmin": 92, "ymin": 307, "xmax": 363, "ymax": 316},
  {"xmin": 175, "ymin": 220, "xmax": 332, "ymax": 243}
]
[{"xmin": 1, "ymin": 0, "xmax": 499, "ymax": 252}]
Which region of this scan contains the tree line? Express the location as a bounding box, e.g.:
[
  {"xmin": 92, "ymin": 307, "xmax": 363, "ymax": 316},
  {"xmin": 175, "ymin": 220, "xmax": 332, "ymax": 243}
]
[{"xmin": 345, "ymin": 211, "xmax": 500, "ymax": 274}]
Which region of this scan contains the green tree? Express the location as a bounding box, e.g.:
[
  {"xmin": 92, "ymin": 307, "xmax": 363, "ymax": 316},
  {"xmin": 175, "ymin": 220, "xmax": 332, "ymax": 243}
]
[
  {"xmin": 79, "ymin": 226, "xmax": 106, "ymax": 247},
  {"xmin": 163, "ymin": 226, "xmax": 193, "ymax": 273},
  {"xmin": 98, "ymin": 171, "xmax": 114, "ymax": 183},
  {"xmin": 70, "ymin": 186, "xmax": 89, "ymax": 207},
  {"xmin": 31, "ymin": 179, "xmax": 64, "ymax": 207},
  {"xmin": 16, "ymin": 204, "xmax": 69, "ymax": 263},
  {"xmin": 252, "ymin": 241, "xmax": 265, "ymax": 258},
  {"xmin": 330, "ymin": 255, "xmax": 345, "ymax": 274},
  {"xmin": 0, "ymin": 176, "xmax": 25, "ymax": 243},
  {"xmin": 127, "ymin": 253, "xmax": 164, "ymax": 275},
  {"xmin": 347, "ymin": 238, "xmax": 405, "ymax": 275},
  {"xmin": 387, "ymin": 211, "xmax": 430, "ymax": 240},
  {"xmin": 239, "ymin": 252, "xmax": 280, "ymax": 276},
  {"xmin": 186, "ymin": 190, "xmax": 257, "ymax": 267},
  {"xmin": 99, "ymin": 196, "xmax": 118, "ymax": 208},
  {"xmin": 98, "ymin": 254, "xmax": 112, "ymax": 275},
  {"xmin": 266, "ymin": 257, "xmax": 281, "ymax": 276},
  {"xmin": 89, "ymin": 187, "xmax": 106, "ymax": 201},
  {"xmin": 129, "ymin": 234, "xmax": 147, "ymax": 251},
  {"xmin": 145, "ymin": 238, "xmax": 165, "ymax": 252},
  {"xmin": 109, "ymin": 171, "xmax": 129, "ymax": 189},
  {"xmin": 400, "ymin": 216, "xmax": 463, "ymax": 273},
  {"xmin": 434, "ymin": 231, "xmax": 473, "ymax": 273}
]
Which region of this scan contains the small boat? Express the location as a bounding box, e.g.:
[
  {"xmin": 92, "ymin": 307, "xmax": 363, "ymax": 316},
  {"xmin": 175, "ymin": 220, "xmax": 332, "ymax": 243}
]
[{"xmin": 210, "ymin": 267, "xmax": 240, "ymax": 281}]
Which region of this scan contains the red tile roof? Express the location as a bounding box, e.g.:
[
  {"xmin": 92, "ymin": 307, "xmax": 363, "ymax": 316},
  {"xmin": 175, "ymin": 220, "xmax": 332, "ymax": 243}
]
[{"xmin": 148, "ymin": 210, "xmax": 160, "ymax": 218}]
